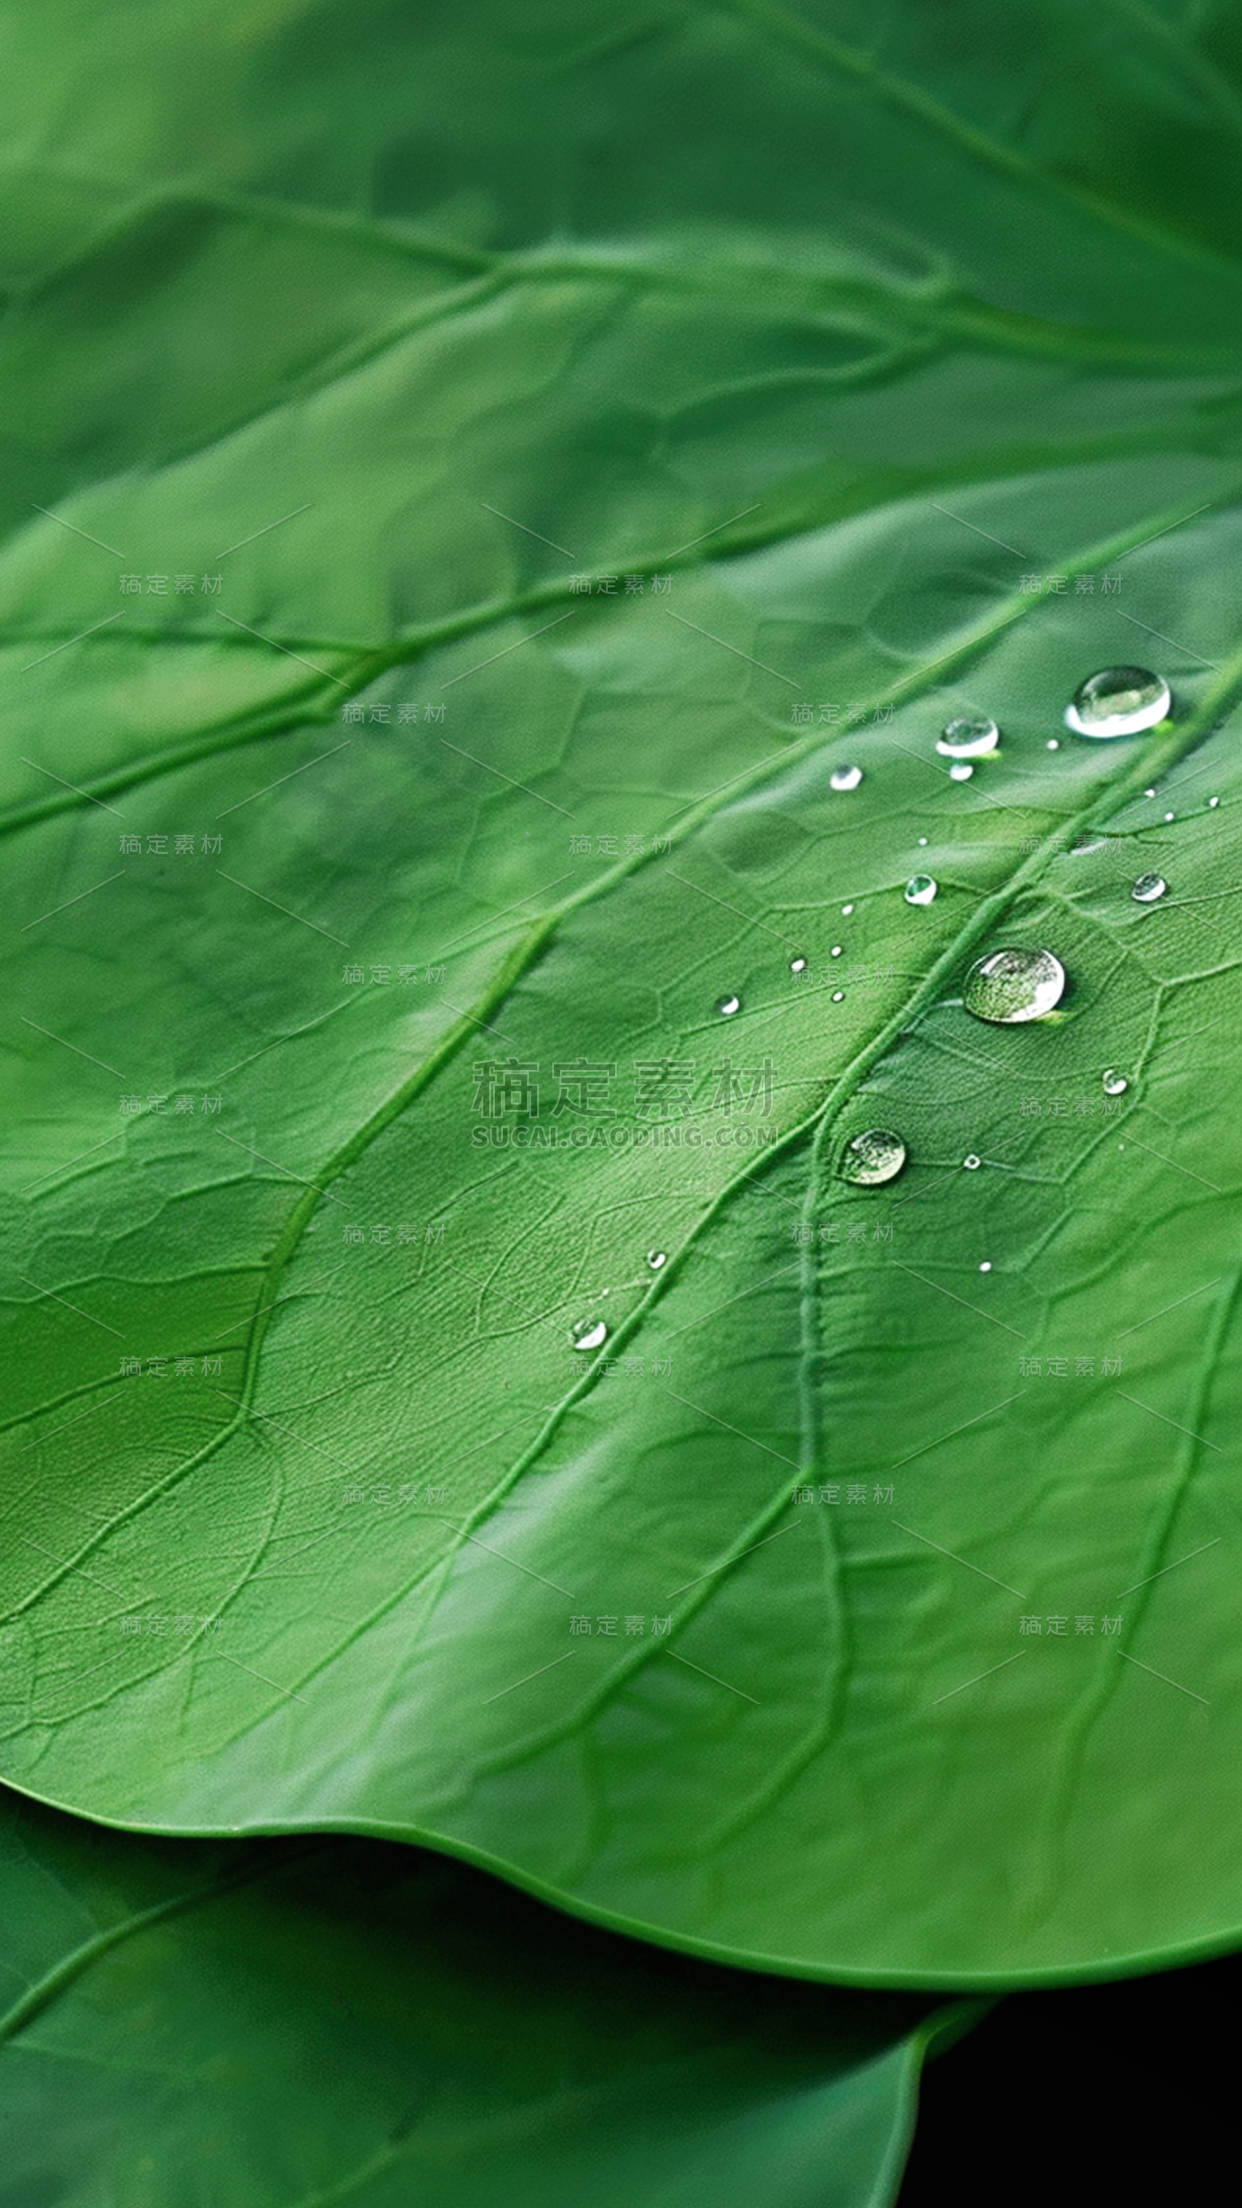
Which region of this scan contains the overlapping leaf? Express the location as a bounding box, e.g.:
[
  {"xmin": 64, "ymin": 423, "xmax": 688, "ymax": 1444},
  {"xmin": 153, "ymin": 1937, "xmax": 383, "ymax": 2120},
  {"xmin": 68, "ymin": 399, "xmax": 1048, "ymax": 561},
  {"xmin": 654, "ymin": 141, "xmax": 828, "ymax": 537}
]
[
  {"xmin": 0, "ymin": 1788, "xmax": 973, "ymax": 2205},
  {"xmin": 3, "ymin": 0, "xmax": 1242, "ymax": 1982}
]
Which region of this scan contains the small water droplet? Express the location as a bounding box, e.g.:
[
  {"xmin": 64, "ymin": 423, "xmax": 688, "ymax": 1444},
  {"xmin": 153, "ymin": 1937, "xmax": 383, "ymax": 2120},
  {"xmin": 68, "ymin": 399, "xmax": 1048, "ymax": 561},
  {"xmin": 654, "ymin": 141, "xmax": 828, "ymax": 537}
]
[
  {"xmin": 979, "ymin": 1260, "xmax": 992, "ymax": 1272},
  {"xmin": 1065, "ymin": 666, "xmax": 1170, "ymax": 738},
  {"xmin": 917, "ymin": 835, "xmax": 929, "ymax": 847},
  {"xmin": 963, "ymin": 946, "xmax": 1066, "ymax": 1023},
  {"xmin": 948, "ymin": 762, "xmax": 974, "ymax": 783},
  {"xmin": 963, "ymin": 1154, "xmax": 981, "ymax": 1170},
  {"xmin": 717, "ymin": 993, "xmax": 741, "ymax": 1016},
  {"xmin": 790, "ymin": 956, "xmax": 807, "ymax": 974},
  {"xmin": 832, "ymin": 989, "xmax": 844, "ymax": 1001},
  {"xmin": 1163, "ymin": 810, "xmax": 1175, "ymax": 823},
  {"xmin": 647, "ymin": 1250, "xmax": 667, "ymax": 1269},
  {"xmin": 937, "ymin": 713, "xmax": 999, "ymax": 758},
  {"xmin": 571, "ymin": 1319, "xmax": 608, "ymax": 1351},
  {"xmin": 904, "ymin": 873, "xmax": 938, "ymax": 905},
  {"xmin": 1102, "ymin": 1070, "xmax": 1128, "ymax": 1095},
  {"xmin": 830, "ymin": 764, "xmax": 863, "ymax": 791},
  {"xmin": 1143, "ymin": 788, "xmax": 1156, "ymax": 799},
  {"xmin": 840, "ymin": 1129, "xmax": 906, "ymax": 1185},
  {"xmin": 1209, "ymin": 796, "xmax": 1220, "ymax": 808},
  {"xmin": 1131, "ymin": 873, "xmax": 1167, "ymax": 903},
  {"xmin": 841, "ymin": 902, "xmax": 854, "ymax": 916},
  {"xmin": 831, "ymin": 945, "xmax": 843, "ymax": 957},
  {"xmin": 1046, "ymin": 739, "xmax": 1060, "ymax": 750}
]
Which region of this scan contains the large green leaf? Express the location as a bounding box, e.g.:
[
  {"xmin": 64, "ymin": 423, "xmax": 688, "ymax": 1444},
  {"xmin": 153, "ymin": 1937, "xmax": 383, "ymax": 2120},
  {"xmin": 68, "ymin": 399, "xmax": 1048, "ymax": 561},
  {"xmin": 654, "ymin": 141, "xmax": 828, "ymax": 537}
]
[
  {"xmin": 4, "ymin": 0, "xmax": 1242, "ymax": 1982},
  {"xmin": 0, "ymin": 1788, "xmax": 971, "ymax": 2206}
]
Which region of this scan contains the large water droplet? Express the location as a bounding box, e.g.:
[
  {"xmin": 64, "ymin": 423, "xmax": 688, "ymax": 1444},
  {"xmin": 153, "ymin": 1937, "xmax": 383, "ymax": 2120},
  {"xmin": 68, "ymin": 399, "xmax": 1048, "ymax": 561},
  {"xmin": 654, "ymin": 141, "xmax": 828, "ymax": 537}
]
[
  {"xmin": 904, "ymin": 873, "xmax": 938, "ymax": 905},
  {"xmin": 963, "ymin": 946, "xmax": 1066, "ymax": 1023},
  {"xmin": 830, "ymin": 764, "xmax": 863, "ymax": 791},
  {"xmin": 571, "ymin": 1319, "xmax": 608, "ymax": 1351},
  {"xmin": 1131, "ymin": 873, "xmax": 1167, "ymax": 903},
  {"xmin": 1102, "ymin": 1070, "xmax": 1128, "ymax": 1095},
  {"xmin": 717, "ymin": 993, "xmax": 741, "ymax": 1016},
  {"xmin": 937, "ymin": 714, "xmax": 999, "ymax": 758},
  {"xmin": 647, "ymin": 1250, "xmax": 666, "ymax": 1269},
  {"xmin": 840, "ymin": 1129, "xmax": 906, "ymax": 1185},
  {"xmin": 1065, "ymin": 666, "xmax": 1170, "ymax": 738}
]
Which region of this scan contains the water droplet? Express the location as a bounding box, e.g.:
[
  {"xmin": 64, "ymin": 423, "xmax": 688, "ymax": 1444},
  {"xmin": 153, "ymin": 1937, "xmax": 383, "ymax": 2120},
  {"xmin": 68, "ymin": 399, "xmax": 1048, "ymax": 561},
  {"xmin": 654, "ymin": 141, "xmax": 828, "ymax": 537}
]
[
  {"xmin": 917, "ymin": 836, "xmax": 929, "ymax": 847},
  {"xmin": 790, "ymin": 956, "xmax": 807, "ymax": 974},
  {"xmin": 1102, "ymin": 1070, "xmax": 1128, "ymax": 1095},
  {"xmin": 571, "ymin": 1319, "xmax": 608, "ymax": 1352},
  {"xmin": 1143, "ymin": 788, "xmax": 1156, "ymax": 799},
  {"xmin": 647, "ymin": 1250, "xmax": 667, "ymax": 1269},
  {"xmin": 830, "ymin": 764, "xmax": 863, "ymax": 791},
  {"xmin": 717, "ymin": 993, "xmax": 741, "ymax": 1016},
  {"xmin": 841, "ymin": 902, "xmax": 854, "ymax": 916},
  {"xmin": 1209, "ymin": 796, "xmax": 1220, "ymax": 808},
  {"xmin": 1065, "ymin": 666, "xmax": 1170, "ymax": 738},
  {"xmin": 963, "ymin": 1154, "xmax": 981, "ymax": 1170},
  {"xmin": 979, "ymin": 1261, "xmax": 992, "ymax": 1272},
  {"xmin": 937, "ymin": 714, "xmax": 999, "ymax": 758},
  {"xmin": 948, "ymin": 762, "xmax": 974, "ymax": 784},
  {"xmin": 840, "ymin": 1129, "xmax": 906, "ymax": 1186},
  {"xmin": 832, "ymin": 989, "xmax": 844, "ymax": 1002},
  {"xmin": 831, "ymin": 945, "xmax": 843, "ymax": 957},
  {"xmin": 1131, "ymin": 872, "xmax": 1167, "ymax": 903},
  {"xmin": 1046, "ymin": 739, "xmax": 1060, "ymax": 751},
  {"xmin": 904, "ymin": 873, "xmax": 938, "ymax": 905},
  {"xmin": 1163, "ymin": 810, "xmax": 1175, "ymax": 823},
  {"xmin": 963, "ymin": 946, "xmax": 1066, "ymax": 1023}
]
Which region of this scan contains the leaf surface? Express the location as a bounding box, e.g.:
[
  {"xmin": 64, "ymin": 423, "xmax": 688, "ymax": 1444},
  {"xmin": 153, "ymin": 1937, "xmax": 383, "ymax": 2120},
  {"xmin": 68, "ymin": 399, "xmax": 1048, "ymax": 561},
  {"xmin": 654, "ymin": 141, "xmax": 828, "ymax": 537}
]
[{"xmin": 4, "ymin": 0, "xmax": 1242, "ymax": 1982}]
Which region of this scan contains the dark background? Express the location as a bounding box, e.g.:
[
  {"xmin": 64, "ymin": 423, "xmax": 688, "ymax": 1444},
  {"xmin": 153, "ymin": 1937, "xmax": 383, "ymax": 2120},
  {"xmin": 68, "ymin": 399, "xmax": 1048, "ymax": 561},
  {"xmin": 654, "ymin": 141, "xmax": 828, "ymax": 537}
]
[{"xmin": 899, "ymin": 1950, "xmax": 1235, "ymax": 2201}]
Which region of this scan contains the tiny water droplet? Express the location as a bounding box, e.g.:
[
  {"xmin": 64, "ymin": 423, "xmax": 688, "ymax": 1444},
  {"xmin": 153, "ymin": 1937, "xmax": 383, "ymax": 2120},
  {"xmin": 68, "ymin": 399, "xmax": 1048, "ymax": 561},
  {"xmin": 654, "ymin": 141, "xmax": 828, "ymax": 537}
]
[
  {"xmin": 1102, "ymin": 1070, "xmax": 1128, "ymax": 1095},
  {"xmin": 1163, "ymin": 810, "xmax": 1175, "ymax": 823},
  {"xmin": 790, "ymin": 955, "xmax": 807, "ymax": 974},
  {"xmin": 963, "ymin": 946, "xmax": 1066, "ymax": 1023},
  {"xmin": 647, "ymin": 1250, "xmax": 666, "ymax": 1269},
  {"xmin": 841, "ymin": 902, "xmax": 854, "ymax": 916},
  {"xmin": 937, "ymin": 714, "xmax": 999, "ymax": 758},
  {"xmin": 904, "ymin": 873, "xmax": 938, "ymax": 905},
  {"xmin": 979, "ymin": 1261, "xmax": 992, "ymax": 1272},
  {"xmin": 1046, "ymin": 739, "xmax": 1060, "ymax": 750},
  {"xmin": 831, "ymin": 945, "xmax": 843, "ymax": 957},
  {"xmin": 1131, "ymin": 873, "xmax": 1167, "ymax": 903},
  {"xmin": 1144, "ymin": 788, "xmax": 1156, "ymax": 799},
  {"xmin": 1065, "ymin": 666, "xmax": 1170, "ymax": 738},
  {"xmin": 571, "ymin": 1319, "xmax": 608, "ymax": 1351},
  {"xmin": 840, "ymin": 1128, "xmax": 906, "ymax": 1185},
  {"xmin": 1209, "ymin": 796, "xmax": 1220, "ymax": 808},
  {"xmin": 717, "ymin": 993, "xmax": 741, "ymax": 1015},
  {"xmin": 917, "ymin": 835, "xmax": 929, "ymax": 847},
  {"xmin": 830, "ymin": 764, "xmax": 863, "ymax": 791},
  {"xmin": 963, "ymin": 1154, "xmax": 981, "ymax": 1170},
  {"xmin": 832, "ymin": 989, "xmax": 844, "ymax": 1001},
  {"xmin": 948, "ymin": 761, "xmax": 974, "ymax": 782}
]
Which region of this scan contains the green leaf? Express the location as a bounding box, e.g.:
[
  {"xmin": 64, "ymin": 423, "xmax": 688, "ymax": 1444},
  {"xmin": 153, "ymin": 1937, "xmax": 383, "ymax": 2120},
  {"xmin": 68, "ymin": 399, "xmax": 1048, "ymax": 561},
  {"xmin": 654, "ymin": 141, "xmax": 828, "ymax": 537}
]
[
  {"xmin": 4, "ymin": 0, "xmax": 1242, "ymax": 1983},
  {"xmin": 0, "ymin": 1788, "xmax": 968, "ymax": 2207}
]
